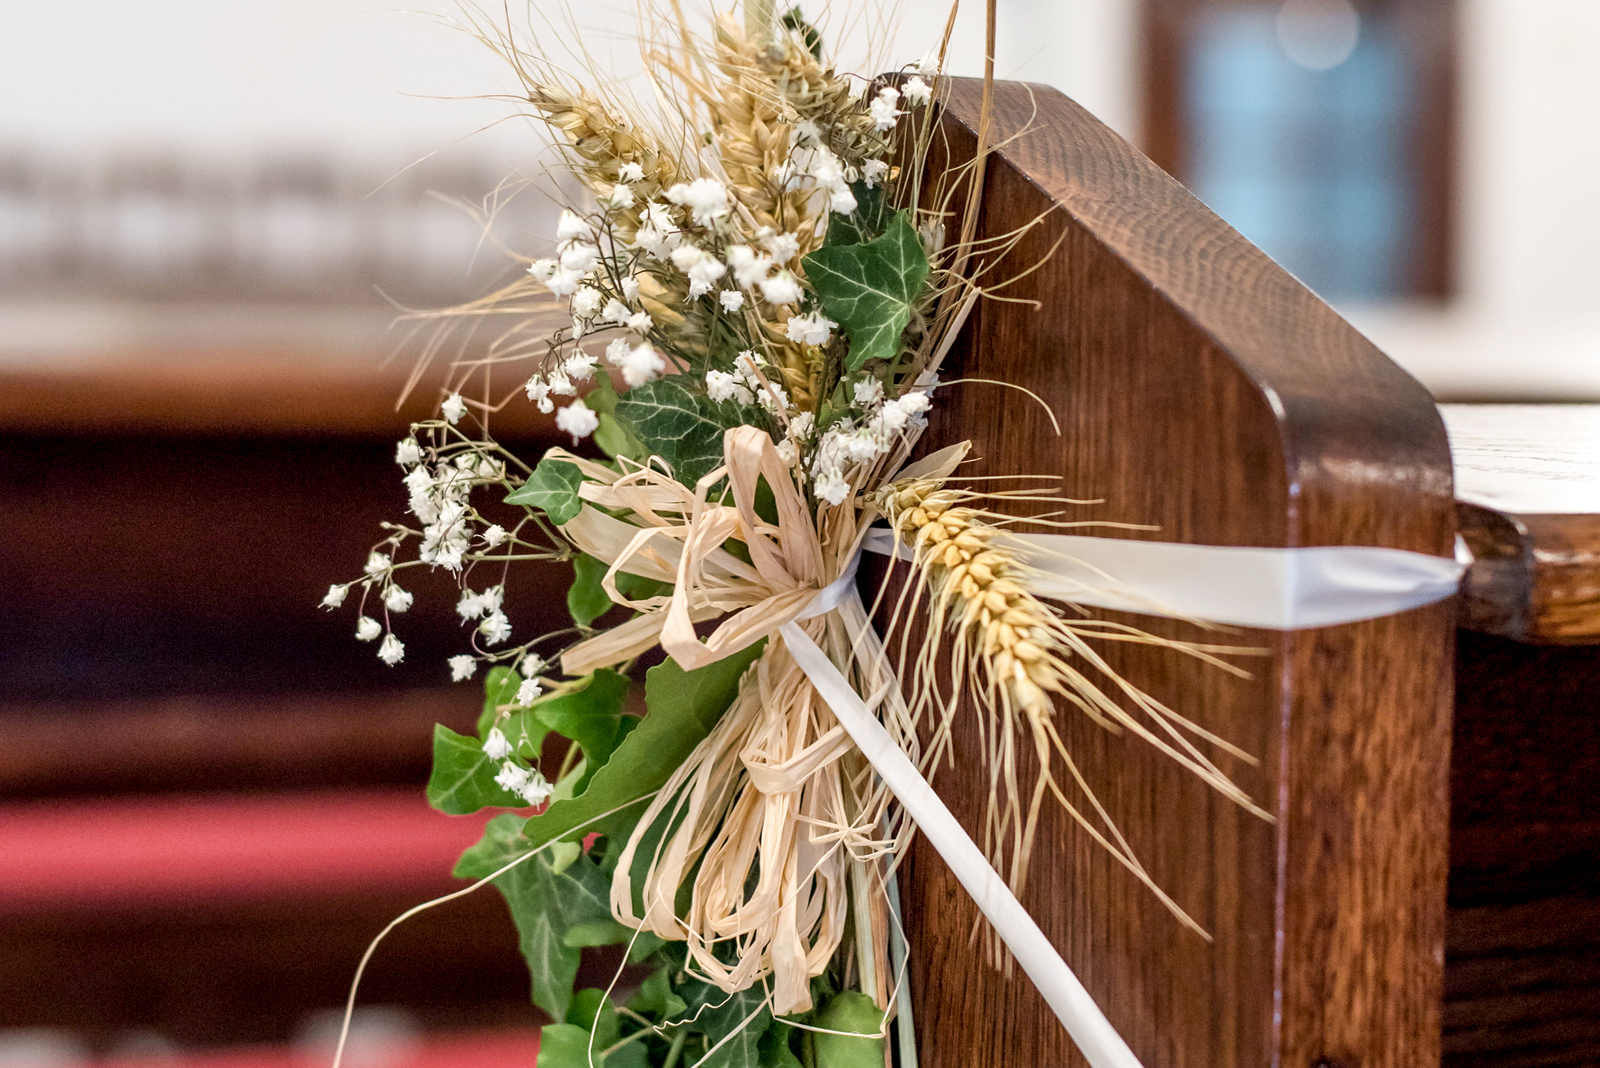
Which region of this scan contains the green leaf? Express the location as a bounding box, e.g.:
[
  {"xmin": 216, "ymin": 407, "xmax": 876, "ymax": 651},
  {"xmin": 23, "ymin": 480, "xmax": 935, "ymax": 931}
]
[
  {"xmin": 477, "ymin": 666, "xmax": 527, "ymax": 737},
  {"xmin": 758, "ymin": 1020, "xmax": 803, "ymax": 1068},
  {"xmin": 810, "ymin": 992, "xmax": 886, "ymax": 1068},
  {"xmin": 803, "ymin": 210, "xmax": 930, "ymax": 373},
  {"xmin": 588, "ymin": 378, "xmax": 648, "ymax": 462},
  {"xmin": 535, "ymin": 1024, "xmax": 596, "ymax": 1068},
  {"xmin": 506, "ymin": 455, "xmax": 585, "ymax": 525},
  {"xmin": 568, "ymin": 553, "xmax": 616, "ymax": 628},
  {"xmin": 534, "ymin": 669, "xmax": 631, "ymax": 794},
  {"xmin": 519, "ymin": 642, "xmax": 766, "ymax": 851},
  {"xmin": 465, "ymin": 814, "xmax": 616, "ymax": 1019},
  {"xmin": 677, "ymin": 982, "xmax": 769, "ymax": 1068},
  {"xmin": 824, "ymin": 182, "xmax": 889, "ymax": 247},
  {"xmin": 425, "ymin": 724, "xmax": 521, "ymax": 814},
  {"xmin": 568, "ymin": 989, "xmax": 622, "ymax": 1050},
  {"xmin": 628, "ymin": 967, "xmax": 688, "ymax": 1020},
  {"xmin": 612, "ymin": 377, "xmax": 729, "ymax": 487}
]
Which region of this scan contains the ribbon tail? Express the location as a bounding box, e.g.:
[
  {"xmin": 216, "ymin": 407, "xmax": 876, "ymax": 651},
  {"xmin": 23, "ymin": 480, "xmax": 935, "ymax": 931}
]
[{"xmin": 777, "ymin": 610, "xmax": 1146, "ymax": 1068}]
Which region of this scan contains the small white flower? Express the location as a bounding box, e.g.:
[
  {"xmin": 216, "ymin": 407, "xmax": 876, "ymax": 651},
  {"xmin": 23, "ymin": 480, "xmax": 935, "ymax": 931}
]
[
  {"xmin": 902, "ymin": 75, "xmax": 933, "ymax": 105},
  {"xmin": 528, "ymin": 259, "xmax": 557, "ymax": 282},
  {"xmin": 620, "ymin": 276, "xmax": 641, "ymax": 301},
  {"xmin": 617, "ymin": 161, "xmax": 645, "ymax": 182},
  {"xmin": 564, "ymin": 351, "xmax": 598, "ymax": 382},
  {"xmin": 719, "ymin": 290, "xmax": 745, "ymax": 312},
  {"xmin": 853, "ymin": 377, "xmax": 885, "ymax": 406},
  {"xmin": 547, "ymin": 370, "xmax": 575, "ymax": 396},
  {"xmin": 869, "ymin": 86, "xmax": 903, "ymax": 131},
  {"xmin": 706, "ymin": 369, "xmax": 754, "ymax": 406},
  {"xmin": 725, "ymin": 245, "xmax": 772, "ymax": 289},
  {"xmin": 441, "ymin": 393, "xmax": 467, "ymax": 424},
  {"xmin": 481, "ymin": 524, "xmax": 507, "ymax": 548},
  {"xmin": 394, "ymin": 438, "xmax": 422, "ymax": 466},
  {"xmin": 515, "ymin": 677, "xmax": 543, "ymax": 705},
  {"xmin": 559, "ymin": 241, "xmax": 600, "ymax": 276},
  {"xmin": 494, "ymin": 760, "xmax": 531, "ymax": 793},
  {"xmin": 364, "ymin": 551, "xmax": 392, "ymax": 578},
  {"xmin": 606, "ymin": 183, "xmax": 635, "ymax": 210},
  {"xmin": 321, "ymin": 584, "xmax": 349, "ymax": 609},
  {"xmin": 555, "ymin": 400, "xmax": 599, "ymax": 442},
  {"xmin": 861, "ymin": 159, "xmax": 890, "ymax": 188},
  {"xmin": 829, "ymin": 184, "xmax": 858, "ymax": 215},
  {"xmin": 814, "ymin": 469, "xmax": 850, "ymax": 506},
  {"xmin": 794, "ymin": 119, "xmax": 823, "ymax": 145},
  {"xmin": 786, "ymin": 312, "xmax": 836, "ymax": 346},
  {"xmin": 915, "ymin": 51, "xmax": 940, "ymax": 76},
  {"xmin": 383, "ymin": 586, "xmax": 414, "ymax": 613},
  {"xmin": 524, "ymin": 376, "xmax": 553, "ymax": 413},
  {"xmin": 377, "ymin": 633, "xmax": 405, "ymax": 664},
  {"xmin": 482, "ymin": 727, "xmax": 513, "ymax": 760},
  {"xmin": 449, "ymin": 654, "xmax": 478, "ymax": 682},
  {"xmin": 555, "ymin": 209, "xmax": 591, "ymax": 242},
  {"xmin": 480, "ymin": 610, "xmax": 512, "ymax": 645},
  {"xmin": 775, "ymin": 436, "xmax": 799, "ymax": 465},
  {"xmin": 760, "ymin": 270, "xmax": 804, "ymax": 306},
  {"xmin": 601, "ymin": 299, "xmax": 631, "ymax": 325},
  {"xmin": 788, "ymin": 411, "xmax": 816, "ymax": 442},
  {"xmin": 457, "ymin": 588, "xmax": 486, "ymax": 620},
  {"xmin": 605, "ymin": 338, "xmax": 631, "ymax": 366},
  {"xmin": 571, "ymin": 286, "xmax": 603, "ymax": 318},
  {"xmin": 669, "ymin": 245, "xmax": 727, "ymax": 298},
  {"xmin": 542, "ymin": 265, "xmax": 585, "ymax": 296},
  {"xmin": 762, "ymin": 231, "xmax": 801, "ymax": 264},
  {"xmin": 519, "ymin": 772, "xmax": 553, "ymax": 807},
  {"xmin": 618, "ymin": 343, "xmax": 666, "ymax": 387},
  {"xmin": 664, "ymin": 177, "xmax": 730, "ymax": 226},
  {"xmin": 625, "ymin": 310, "xmax": 654, "ymax": 334}
]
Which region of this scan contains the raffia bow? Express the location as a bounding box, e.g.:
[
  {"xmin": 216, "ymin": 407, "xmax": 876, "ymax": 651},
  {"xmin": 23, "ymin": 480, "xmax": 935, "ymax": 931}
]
[{"xmin": 557, "ymin": 425, "xmax": 912, "ymax": 1015}]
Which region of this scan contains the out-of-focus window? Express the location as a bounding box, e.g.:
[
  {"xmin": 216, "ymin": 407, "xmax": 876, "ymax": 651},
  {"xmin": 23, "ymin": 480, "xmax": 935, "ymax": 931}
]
[{"xmin": 1145, "ymin": 0, "xmax": 1454, "ymax": 302}]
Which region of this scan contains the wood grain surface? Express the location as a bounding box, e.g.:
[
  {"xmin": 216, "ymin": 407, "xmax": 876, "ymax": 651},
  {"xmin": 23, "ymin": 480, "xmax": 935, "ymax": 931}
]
[
  {"xmin": 1447, "ymin": 631, "xmax": 1600, "ymax": 1067},
  {"xmin": 892, "ymin": 80, "xmax": 1456, "ymax": 1068},
  {"xmin": 1446, "ymin": 405, "xmax": 1600, "ymax": 643}
]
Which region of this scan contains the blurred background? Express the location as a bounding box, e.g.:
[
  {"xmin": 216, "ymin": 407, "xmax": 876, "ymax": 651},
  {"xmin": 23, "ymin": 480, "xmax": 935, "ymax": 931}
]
[{"xmin": 0, "ymin": 0, "xmax": 1596, "ymax": 1066}]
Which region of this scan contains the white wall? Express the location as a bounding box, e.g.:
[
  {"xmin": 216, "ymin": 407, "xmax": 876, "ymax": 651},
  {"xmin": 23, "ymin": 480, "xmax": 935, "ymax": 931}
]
[
  {"xmin": 0, "ymin": 0, "xmax": 1141, "ymax": 160},
  {"xmin": 1343, "ymin": 0, "xmax": 1600, "ymax": 399}
]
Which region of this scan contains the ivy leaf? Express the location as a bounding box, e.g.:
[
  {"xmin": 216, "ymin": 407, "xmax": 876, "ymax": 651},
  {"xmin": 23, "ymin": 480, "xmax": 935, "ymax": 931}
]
[
  {"xmin": 628, "ymin": 967, "xmax": 688, "ymax": 1019},
  {"xmin": 568, "ymin": 989, "xmax": 622, "ymax": 1050},
  {"xmin": 758, "ymin": 1020, "xmax": 803, "ymax": 1068},
  {"xmin": 535, "ymin": 1024, "xmax": 597, "ymax": 1068},
  {"xmin": 477, "ymin": 666, "xmax": 526, "ymax": 737},
  {"xmin": 810, "ymin": 992, "xmax": 887, "ymax": 1068},
  {"xmin": 533, "ymin": 669, "xmax": 631, "ymax": 794},
  {"xmin": 803, "ymin": 210, "xmax": 930, "ymax": 373},
  {"xmin": 425, "ymin": 724, "xmax": 521, "ymax": 814},
  {"xmin": 672, "ymin": 979, "xmax": 770, "ymax": 1068},
  {"xmin": 612, "ymin": 377, "xmax": 728, "ymax": 487},
  {"xmin": 568, "ymin": 553, "xmax": 616, "ymax": 628},
  {"xmin": 824, "ymin": 182, "xmax": 889, "ymax": 247},
  {"xmin": 462, "ymin": 815, "xmax": 616, "ymax": 1020},
  {"xmin": 587, "ymin": 377, "xmax": 648, "ymax": 463},
  {"xmin": 506, "ymin": 455, "xmax": 585, "ymax": 525},
  {"xmin": 520, "ymin": 642, "xmax": 765, "ymax": 851}
]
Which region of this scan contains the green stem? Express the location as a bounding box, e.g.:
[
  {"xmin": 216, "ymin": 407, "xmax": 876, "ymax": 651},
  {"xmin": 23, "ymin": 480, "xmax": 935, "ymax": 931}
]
[{"xmin": 661, "ymin": 1028, "xmax": 688, "ymax": 1068}]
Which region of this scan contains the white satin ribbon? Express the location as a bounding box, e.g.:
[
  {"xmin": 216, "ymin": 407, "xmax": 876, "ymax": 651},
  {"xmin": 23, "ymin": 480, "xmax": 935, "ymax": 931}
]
[
  {"xmin": 783, "ymin": 589, "xmax": 1145, "ymax": 1068},
  {"xmin": 782, "ymin": 533, "xmax": 1465, "ymax": 1068},
  {"xmin": 862, "ymin": 529, "xmax": 1468, "ymax": 630}
]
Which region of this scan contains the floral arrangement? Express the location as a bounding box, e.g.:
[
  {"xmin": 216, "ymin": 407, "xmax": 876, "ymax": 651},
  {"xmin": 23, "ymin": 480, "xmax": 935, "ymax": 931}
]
[{"xmin": 322, "ymin": 5, "xmax": 1258, "ymax": 1066}]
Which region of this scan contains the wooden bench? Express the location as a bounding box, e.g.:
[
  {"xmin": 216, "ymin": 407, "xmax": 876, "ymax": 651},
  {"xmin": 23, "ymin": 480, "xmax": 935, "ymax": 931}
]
[{"xmin": 901, "ymin": 80, "xmax": 1600, "ymax": 1068}]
